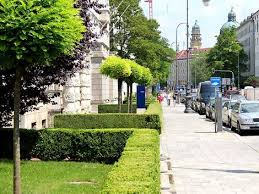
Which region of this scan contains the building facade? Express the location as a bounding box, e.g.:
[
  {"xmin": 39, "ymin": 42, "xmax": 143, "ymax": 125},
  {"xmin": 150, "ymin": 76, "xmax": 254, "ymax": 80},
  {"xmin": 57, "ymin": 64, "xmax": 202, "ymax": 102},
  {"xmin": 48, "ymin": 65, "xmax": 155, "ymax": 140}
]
[
  {"xmin": 237, "ymin": 15, "xmax": 255, "ymax": 77},
  {"xmin": 236, "ymin": 10, "xmax": 259, "ymax": 78},
  {"xmin": 169, "ymin": 48, "xmax": 210, "ymax": 87},
  {"xmin": 252, "ymin": 10, "xmax": 259, "ymax": 77}
]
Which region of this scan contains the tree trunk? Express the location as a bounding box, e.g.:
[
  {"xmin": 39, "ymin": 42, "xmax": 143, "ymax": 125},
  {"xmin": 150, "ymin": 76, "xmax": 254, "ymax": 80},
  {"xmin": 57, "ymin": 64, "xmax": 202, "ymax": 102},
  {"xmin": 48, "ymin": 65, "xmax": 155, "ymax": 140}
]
[
  {"xmin": 127, "ymin": 83, "xmax": 130, "ymax": 113},
  {"xmin": 13, "ymin": 66, "xmax": 23, "ymax": 194},
  {"xmin": 129, "ymin": 83, "xmax": 133, "ymax": 113},
  {"xmin": 118, "ymin": 78, "xmax": 122, "ymax": 113}
]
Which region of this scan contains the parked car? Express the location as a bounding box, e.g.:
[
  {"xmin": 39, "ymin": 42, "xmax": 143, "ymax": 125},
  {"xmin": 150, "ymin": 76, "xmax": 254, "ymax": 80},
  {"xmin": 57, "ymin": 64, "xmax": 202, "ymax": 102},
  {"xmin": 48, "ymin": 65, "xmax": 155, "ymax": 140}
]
[
  {"xmin": 222, "ymin": 100, "xmax": 238, "ymax": 126},
  {"xmin": 210, "ymin": 98, "xmax": 229, "ymax": 121},
  {"xmin": 230, "ymin": 101, "xmax": 259, "ymax": 135},
  {"xmin": 205, "ymin": 98, "xmax": 215, "ymax": 119},
  {"xmin": 196, "ymin": 81, "xmax": 215, "ymax": 115}
]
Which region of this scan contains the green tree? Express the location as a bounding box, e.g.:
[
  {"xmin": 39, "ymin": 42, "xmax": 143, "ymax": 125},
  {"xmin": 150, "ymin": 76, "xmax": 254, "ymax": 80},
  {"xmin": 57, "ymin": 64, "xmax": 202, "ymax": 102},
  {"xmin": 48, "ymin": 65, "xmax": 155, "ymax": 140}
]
[
  {"xmin": 191, "ymin": 52, "xmax": 212, "ymax": 86},
  {"xmin": 244, "ymin": 76, "xmax": 257, "ymax": 87},
  {"xmin": 100, "ymin": 56, "xmax": 131, "ymax": 112},
  {"xmin": 207, "ymin": 28, "xmax": 247, "ymax": 85},
  {"xmin": 124, "ymin": 60, "xmax": 142, "ymax": 113},
  {"xmin": 110, "ymin": 0, "xmax": 175, "ymax": 84},
  {"xmin": 0, "ymin": 0, "xmax": 85, "ymax": 193}
]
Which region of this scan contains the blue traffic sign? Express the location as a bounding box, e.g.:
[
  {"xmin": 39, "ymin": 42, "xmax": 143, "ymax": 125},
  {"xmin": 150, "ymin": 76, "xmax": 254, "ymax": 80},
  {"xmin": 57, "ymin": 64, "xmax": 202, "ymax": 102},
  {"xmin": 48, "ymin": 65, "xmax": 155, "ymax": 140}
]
[{"xmin": 210, "ymin": 77, "xmax": 221, "ymax": 87}]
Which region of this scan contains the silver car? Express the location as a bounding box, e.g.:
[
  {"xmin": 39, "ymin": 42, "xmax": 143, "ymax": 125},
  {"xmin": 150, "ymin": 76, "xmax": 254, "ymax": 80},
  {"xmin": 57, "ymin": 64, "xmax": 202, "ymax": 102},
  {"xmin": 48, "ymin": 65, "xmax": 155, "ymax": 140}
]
[
  {"xmin": 222, "ymin": 100, "xmax": 238, "ymax": 126},
  {"xmin": 230, "ymin": 101, "xmax": 259, "ymax": 135}
]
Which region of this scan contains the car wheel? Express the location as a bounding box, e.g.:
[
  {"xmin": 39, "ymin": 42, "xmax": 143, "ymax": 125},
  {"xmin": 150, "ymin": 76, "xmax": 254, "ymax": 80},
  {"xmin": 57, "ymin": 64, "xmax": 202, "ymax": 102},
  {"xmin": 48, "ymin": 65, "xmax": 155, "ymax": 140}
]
[
  {"xmin": 237, "ymin": 122, "xmax": 244, "ymax": 136},
  {"xmin": 230, "ymin": 120, "xmax": 235, "ymax": 131},
  {"xmin": 228, "ymin": 117, "xmax": 231, "ymax": 128}
]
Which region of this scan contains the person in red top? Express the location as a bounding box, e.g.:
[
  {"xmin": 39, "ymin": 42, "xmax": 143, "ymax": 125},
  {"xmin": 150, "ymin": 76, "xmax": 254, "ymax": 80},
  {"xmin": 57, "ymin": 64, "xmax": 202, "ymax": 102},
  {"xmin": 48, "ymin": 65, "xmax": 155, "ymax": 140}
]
[{"xmin": 157, "ymin": 93, "xmax": 164, "ymax": 103}]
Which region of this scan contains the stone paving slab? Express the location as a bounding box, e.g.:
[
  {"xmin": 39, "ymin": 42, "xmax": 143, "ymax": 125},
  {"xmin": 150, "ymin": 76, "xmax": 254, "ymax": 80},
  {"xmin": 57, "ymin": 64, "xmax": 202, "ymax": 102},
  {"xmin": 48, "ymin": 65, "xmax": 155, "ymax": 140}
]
[{"xmin": 161, "ymin": 103, "xmax": 259, "ymax": 194}]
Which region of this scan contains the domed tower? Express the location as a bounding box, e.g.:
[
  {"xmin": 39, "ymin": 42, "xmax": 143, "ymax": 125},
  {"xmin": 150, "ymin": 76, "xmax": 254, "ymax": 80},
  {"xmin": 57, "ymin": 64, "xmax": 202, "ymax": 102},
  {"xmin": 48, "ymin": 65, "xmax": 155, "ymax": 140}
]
[
  {"xmin": 220, "ymin": 7, "xmax": 239, "ymax": 33},
  {"xmin": 190, "ymin": 20, "xmax": 202, "ymax": 49}
]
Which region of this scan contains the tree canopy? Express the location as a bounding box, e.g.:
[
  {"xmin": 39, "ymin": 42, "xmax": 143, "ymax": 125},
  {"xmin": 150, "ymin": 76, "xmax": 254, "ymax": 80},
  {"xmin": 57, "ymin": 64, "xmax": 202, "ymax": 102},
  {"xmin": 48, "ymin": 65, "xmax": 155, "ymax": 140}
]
[
  {"xmin": 0, "ymin": 0, "xmax": 103, "ymax": 128},
  {"xmin": 0, "ymin": 0, "xmax": 85, "ymax": 70},
  {"xmin": 110, "ymin": 0, "xmax": 175, "ymax": 84},
  {"xmin": 207, "ymin": 28, "xmax": 247, "ymax": 84},
  {"xmin": 191, "ymin": 52, "xmax": 212, "ymax": 86}
]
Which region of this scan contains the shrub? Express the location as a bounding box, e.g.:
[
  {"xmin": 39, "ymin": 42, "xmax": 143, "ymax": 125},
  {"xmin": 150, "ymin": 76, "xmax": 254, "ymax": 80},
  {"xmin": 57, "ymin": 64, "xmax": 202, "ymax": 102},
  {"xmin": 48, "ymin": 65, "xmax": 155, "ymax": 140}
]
[
  {"xmin": 0, "ymin": 128, "xmax": 40, "ymax": 159},
  {"xmin": 0, "ymin": 128, "xmax": 132, "ymax": 163},
  {"xmin": 54, "ymin": 113, "xmax": 161, "ymax": 133},
  {"xmin": 98, "ymin": 104, "xmax": 137, "ymax": 113},
  {"xmin": 145, "ymin": 102, "xmax": 163, "ymax": 130},
  {"xmin": 102, "ymin": 129, "xmax": 160, "ymax": 194}
]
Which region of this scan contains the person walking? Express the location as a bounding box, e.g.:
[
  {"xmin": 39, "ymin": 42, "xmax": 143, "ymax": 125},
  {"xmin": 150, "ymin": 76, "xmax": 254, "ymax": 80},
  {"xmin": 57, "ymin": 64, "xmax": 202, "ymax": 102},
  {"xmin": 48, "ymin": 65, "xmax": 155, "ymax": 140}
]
[{"xmin": 167, "ymin": 92, "xmax": 171, "ymax": 106}]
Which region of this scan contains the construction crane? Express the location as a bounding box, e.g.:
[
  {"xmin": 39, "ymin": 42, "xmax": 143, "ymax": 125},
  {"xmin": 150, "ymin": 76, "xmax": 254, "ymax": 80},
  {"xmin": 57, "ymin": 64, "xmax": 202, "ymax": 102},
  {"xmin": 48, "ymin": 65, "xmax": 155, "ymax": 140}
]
[{"xmin": 144, "ymin": 0, "xmax": 153, "ymax": 19}]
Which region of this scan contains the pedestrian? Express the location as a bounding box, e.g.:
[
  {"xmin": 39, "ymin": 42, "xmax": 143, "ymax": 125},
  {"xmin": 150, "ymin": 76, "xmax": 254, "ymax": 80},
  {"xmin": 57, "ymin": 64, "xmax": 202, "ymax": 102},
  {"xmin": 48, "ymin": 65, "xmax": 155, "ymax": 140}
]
[
  {"xmin": 157, "ymin": 93, "xmax": 163, "ymax": 104},
  {"xmin": 173, "ymin": 94, "xmax": 177, "ymax": 107},
  {"xmin": 167, "ymin": 92, "xmax": 171, "ymax": 106}
]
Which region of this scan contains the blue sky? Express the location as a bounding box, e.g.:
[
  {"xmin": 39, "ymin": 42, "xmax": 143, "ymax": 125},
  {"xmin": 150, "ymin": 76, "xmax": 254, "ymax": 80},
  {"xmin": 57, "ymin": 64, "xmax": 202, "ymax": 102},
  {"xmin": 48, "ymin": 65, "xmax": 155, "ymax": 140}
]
[{"xmin": 140, "ymin": 0, "xmax": 259, "ymax": 49}]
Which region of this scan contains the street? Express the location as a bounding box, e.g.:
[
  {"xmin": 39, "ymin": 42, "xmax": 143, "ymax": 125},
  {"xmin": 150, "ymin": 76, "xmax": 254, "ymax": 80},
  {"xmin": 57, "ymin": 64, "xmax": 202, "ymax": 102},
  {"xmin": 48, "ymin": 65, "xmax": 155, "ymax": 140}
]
[{"xmin": 161, "ymin": 103, "xmax": 259, "ymax": 194}]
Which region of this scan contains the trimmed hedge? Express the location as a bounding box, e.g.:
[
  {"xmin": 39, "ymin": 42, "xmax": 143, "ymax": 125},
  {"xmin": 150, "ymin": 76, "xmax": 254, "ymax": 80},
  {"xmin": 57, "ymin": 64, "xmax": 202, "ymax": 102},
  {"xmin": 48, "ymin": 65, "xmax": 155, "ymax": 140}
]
[
  {"xmin": 0, "ymin": 128, "xmax": 39, "ymax": 159},
  {"xmin": 102, "ymin": 129, "xmax": 160, "ymax": 194},
  {"xmin": 54, "ymin": 113, "xmax": 161, "ymax": 133},
  {"xmin": 145, "ymin": 101, "xmax": 163, "ymax": 130},
  {"xmin": 0, "ymin": 128, "xmax": 132, "ymax": 163},
  {"xmin": 98, "ymin": 104, "xmax": 137, "ymax": 113}
]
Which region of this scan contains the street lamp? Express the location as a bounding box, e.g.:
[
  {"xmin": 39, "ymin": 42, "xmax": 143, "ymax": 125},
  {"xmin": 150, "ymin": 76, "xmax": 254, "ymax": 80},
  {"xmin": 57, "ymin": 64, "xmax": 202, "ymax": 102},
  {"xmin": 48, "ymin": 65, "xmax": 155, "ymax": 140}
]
[
  {"xmin": 184, "ymin": 0, "xmax": 211, "ymax": 113},
  {"xmin": 176, "ymin": 22, "xmax": 186, "ymax": 88}
]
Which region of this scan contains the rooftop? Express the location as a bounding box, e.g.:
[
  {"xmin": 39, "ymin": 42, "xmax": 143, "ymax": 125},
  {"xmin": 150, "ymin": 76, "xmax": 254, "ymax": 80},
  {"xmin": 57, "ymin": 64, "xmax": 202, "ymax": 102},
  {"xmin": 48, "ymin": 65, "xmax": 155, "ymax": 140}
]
[{"xmin": 176, "ymin": 48, "xmax": 210, "ymax": 60}]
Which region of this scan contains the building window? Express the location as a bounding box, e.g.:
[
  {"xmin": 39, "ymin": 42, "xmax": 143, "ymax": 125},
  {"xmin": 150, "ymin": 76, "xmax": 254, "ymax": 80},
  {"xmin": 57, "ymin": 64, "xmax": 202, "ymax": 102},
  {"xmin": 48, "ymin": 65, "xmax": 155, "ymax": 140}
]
[
  {"xmin": 31, "ymin": 122, "xmax": 37, "ymax": 129},
  {"xmin": 42, "ymin": 120, "xmax": 46, "ymax": 128}
]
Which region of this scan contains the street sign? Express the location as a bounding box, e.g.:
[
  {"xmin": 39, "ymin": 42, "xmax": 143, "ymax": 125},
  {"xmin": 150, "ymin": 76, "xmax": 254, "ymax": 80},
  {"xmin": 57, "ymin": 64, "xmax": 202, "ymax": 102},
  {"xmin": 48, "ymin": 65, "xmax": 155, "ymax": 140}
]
[
  {"xmin": 210, "ymin": 77, "xmax": 221, "ymax": 87},
  {"xmin": 222, "ymin": 78, "xmax": 231, "ymax": 86}
]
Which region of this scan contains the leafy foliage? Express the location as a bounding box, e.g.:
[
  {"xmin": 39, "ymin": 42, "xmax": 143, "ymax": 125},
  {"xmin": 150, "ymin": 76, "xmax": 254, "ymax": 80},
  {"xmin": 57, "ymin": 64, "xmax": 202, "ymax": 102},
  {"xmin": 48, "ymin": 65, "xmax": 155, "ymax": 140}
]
[
  {"xmin": 0, "ymin": 0, "xmax": 85, "ymax": 69},
  {"xmin": 102, "ymin": 129, "xmax": 160, "ymax": 194},
  {"xmin": 140, "ymin": 67, "xmax": 153, "ymax": 86},
  {"xmin": 54, "ymin": 113, "xmax": 161, "ymax": 133},
  {"xmin": 110, "ymin": 0, "xmax": 175, "ymax": 84},
  {"xmin": 244, "ymin": 76, "xmax": 257, "ymax": 87},
  {"xmin": 100, "ymin": 56, "xmax": 131, "ymax": 79},
  {"xmin": 191, "ymin": 52, "xmax": 212, "ymax": 85},
  {"xmin": 207, "ymin": 28, "xmax": 247, "ymax": 83},
  {"xmin": 98, "ymin": 104, "xmax": 137, "ymax": 113},
  {"xmin": 0, "ymin": 128, "xmax": 132, "ymax": 163},
  {"xmin": 0, "ymin": 0, "xmax": 103, "ymax": 127}
]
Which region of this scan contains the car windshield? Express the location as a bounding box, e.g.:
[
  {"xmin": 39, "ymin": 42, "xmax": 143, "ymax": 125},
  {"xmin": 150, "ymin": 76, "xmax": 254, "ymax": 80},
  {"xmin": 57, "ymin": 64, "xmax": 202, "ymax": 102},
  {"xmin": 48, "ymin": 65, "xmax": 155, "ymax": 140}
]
[
  {"xmin": 241, "ymin": 103, "xmax": 259, "ymax": 113},
  {"xmin": 231, "ymin": 95, "xmax": 246, "ymax": 100},
  {"xmin": 230, "ymin": 102, "xmax": 237, "ymax": 109},
  {"xmin": 201, "ymin": 85, "xmax": 215, "ymax": 98}
]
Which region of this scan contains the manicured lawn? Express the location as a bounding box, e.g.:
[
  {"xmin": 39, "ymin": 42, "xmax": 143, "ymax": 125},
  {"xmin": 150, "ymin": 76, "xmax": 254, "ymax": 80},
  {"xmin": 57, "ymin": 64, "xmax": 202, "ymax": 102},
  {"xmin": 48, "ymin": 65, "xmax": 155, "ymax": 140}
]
[{"xmin": 0, "ymin": 160, "xmax": 112, "ymax": 194}]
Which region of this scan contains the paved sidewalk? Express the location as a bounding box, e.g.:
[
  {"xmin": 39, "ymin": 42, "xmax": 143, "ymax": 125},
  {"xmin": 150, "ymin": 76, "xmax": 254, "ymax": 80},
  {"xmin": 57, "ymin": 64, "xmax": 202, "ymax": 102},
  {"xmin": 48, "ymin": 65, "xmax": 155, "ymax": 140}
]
[{"xmin": 161, "ymin": 103, "xmax": 259, "ymax": 194}]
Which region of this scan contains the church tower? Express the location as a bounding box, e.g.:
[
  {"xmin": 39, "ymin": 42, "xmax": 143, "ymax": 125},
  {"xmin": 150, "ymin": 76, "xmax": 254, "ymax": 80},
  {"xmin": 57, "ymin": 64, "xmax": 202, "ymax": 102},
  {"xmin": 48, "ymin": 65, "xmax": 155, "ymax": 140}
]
[{"xmin": 190, "ymin": 20, "xmax": 202, "ymax": 49}]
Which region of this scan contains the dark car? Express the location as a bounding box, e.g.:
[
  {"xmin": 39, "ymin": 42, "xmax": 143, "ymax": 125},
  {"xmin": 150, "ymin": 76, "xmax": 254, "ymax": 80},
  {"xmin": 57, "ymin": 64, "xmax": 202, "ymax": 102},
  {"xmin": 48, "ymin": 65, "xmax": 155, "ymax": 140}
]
[{"xmin": 196, "ymin": 81, "xmax": 215, "ymax": 115}]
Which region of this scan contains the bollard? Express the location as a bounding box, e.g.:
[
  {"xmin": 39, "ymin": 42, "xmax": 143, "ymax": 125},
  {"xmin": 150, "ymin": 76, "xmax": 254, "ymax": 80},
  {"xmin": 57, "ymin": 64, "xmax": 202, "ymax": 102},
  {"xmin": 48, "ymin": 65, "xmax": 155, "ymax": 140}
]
[{"xmin": 216, "ymin": 93, "xmax": 223, "ymax": 132}]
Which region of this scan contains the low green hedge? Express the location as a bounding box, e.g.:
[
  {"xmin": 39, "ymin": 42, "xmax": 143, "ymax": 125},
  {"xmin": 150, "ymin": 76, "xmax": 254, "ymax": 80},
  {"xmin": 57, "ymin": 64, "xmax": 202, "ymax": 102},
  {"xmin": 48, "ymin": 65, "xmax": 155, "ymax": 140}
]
[
  {"xmin": 102, "ymin": 129, "xmax": 160, "ymax": 194},
  {"xmin": 0, "ymin": 128, "xmax": 132, "ymax": 163},
  {"xmin": 54, "ymin": 113, "xmax": 161, "ymax": 133},
  {"xmin": 0, "ymin": 128, "xmax": 39, "ymax": 159},
  {"xmin": 145, "ymin": 101, "xmax": 163, "ymax": 130},
  {"xmin": 98, "ymin": 104, "xmax": 137, "ymax": 113}
]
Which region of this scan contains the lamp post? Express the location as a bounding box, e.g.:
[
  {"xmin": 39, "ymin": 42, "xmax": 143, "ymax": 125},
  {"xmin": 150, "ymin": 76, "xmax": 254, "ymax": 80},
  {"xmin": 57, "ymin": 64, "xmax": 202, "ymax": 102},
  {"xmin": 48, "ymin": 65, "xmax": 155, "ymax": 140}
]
[
  {"xmin": 184, "ymin": 0, "xmax": 211, "ymax": 113},
  {"xmin": 184, "ymin": 0, "xmax": 193, "ymax": 113},
  {"xmin": 176, "ymin": 23, "xmax": 186, "ymax": 87},
  {"xmin": 237, "ymin": 52, "xmax": 240, "ymax": 90}
]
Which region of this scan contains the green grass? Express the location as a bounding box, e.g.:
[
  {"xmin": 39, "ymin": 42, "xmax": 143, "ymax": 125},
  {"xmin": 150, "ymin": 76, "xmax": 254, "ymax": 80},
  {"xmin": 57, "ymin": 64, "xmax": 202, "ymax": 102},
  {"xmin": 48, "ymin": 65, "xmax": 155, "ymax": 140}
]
[{"xmin": 0, "ymin": 160, "xmax": 112, "ymax": 194}]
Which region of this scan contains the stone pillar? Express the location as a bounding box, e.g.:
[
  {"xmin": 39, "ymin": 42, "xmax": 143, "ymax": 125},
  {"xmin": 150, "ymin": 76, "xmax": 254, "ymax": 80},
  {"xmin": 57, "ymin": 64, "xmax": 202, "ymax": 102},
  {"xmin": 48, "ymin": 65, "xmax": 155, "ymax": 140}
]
[
  {"xmin": 63, "ymin": 76, "xmax": 76, "ymax": 113},
  {"xmin": 80, "ymin": 55, "xmax": 92, "ymax": 113},
  {"xmin": 73, "ymin": 72, "xmax": 81, "ymax": 112}
]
